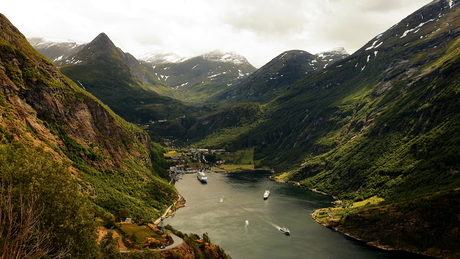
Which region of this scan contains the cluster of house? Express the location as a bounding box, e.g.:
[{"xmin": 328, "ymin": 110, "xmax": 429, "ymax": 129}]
[{"xmin": 166, "ymin": 148, "xmax": 229, "ymax": 180}]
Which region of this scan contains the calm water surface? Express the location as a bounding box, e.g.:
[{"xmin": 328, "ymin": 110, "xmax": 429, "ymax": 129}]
[{"xmin": 165, "ymin": 171, "xmax": 430, "ymax": 259}]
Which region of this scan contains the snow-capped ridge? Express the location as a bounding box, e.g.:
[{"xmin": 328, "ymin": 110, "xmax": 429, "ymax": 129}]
[
  {"xmin": 139, "ymin": 50, "xmax": 250, "ymax": 65},
  {"xmin": 138, "ymin": 52, "xmax": 190, "ymax": 64},
  {"xmin": 316, "ymin": 47, "xmax": 349, "ymax": 57},
  {"xmin": 28, "ymin": 37, "xmax": 85, "ymax": 49},
  {"xmin": 201, "ymin": 50, "xmax": 250, "ymax": 65}
]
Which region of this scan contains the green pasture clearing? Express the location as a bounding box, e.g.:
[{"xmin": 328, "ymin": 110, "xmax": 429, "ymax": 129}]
[
  {"xmin": 118, "ymin": 223, "xmax": 166, "ymax": 247},
  {"xmin": 163, "ymin": 151, "xmax": 181, "ymax": 157},
  {"xmin": 312, "ymin": 196, "xmax": 384, "ymax": 226}
]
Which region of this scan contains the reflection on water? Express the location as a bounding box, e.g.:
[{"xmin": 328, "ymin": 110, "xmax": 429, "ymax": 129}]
[{"xmin": 165, "ymin": 171, "xmax": 431, "ymax": 259}]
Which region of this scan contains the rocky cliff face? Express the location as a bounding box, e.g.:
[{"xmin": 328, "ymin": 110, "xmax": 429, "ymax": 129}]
[{"xmin": 0, "ymin": 14, "xmax": 176, "ymax": 220}]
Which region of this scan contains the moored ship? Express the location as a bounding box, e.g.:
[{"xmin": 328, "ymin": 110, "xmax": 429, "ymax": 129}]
[{"xmin": 197, "ymin": 171, "xmax": 207, "ymax": 183}]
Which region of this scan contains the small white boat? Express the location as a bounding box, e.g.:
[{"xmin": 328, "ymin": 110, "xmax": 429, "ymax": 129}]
[
  {"xmin": 279, "ymin": 227, "xmax": 290, "ymax": 235},
  {"xmin": 263, "ymin": 190, "xmax": 270, "ymax": 199}
]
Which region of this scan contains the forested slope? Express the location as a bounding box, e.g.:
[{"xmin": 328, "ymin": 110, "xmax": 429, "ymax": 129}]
[{"xmin": 0, "ymin": 13, "xmax": 177, "ymax": 258}]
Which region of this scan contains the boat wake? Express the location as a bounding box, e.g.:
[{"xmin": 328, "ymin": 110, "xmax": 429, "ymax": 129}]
[
  {"xmin": 244, "ymin": 219, "xmax": 249, "ymax": 233},
  {"xmin": 221, "ymin": 196, "xmax": 286, "ymax": 233},
  {"xmin": 268, "ymin": 221, "xmax": 280, "ymax": 229},
  {"xmin": 259, "ymin": 213, "xmax": 289, "ymax": 233}
]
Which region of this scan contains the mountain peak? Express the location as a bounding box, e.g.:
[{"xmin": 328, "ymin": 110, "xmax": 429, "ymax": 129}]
[
  {"xmin": 57, "ymin": 32, "xmax": 127, "ymax": 66},
  {"xmin": 331, "ymin": 47, "xmax": 349, "ymax": 55},
  {"xmin": 86, "ymin": 32, "xmax": 118, "ymax": 52},
  {"xmin": 95, "ymin": 32, "xmax": 109, "ymax": 40}
]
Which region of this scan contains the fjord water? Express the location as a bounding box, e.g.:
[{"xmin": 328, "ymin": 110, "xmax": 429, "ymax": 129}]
[{"xmin": 165, "ymin": 171, "xmax": 427, "ymax": 259}]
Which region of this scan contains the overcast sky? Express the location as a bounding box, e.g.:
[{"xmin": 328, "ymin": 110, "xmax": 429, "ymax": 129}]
[{"xmin": 3, "ymin": 0, "xmax": 433, "ymax": 67}]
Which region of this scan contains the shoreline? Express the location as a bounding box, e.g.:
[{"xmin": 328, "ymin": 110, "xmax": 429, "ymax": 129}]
[
  {"xmin": 280, "ymin": 176, "xmax": 440, "ymax": 258},
  {"xmin": 154, "ymin": 195, "xmax": 185, "ymax": 225},
  {"xmin": 309, "ymin": 211, "xmax": 439, "ymax": 258},
  {"xmin": 217, "ymin": 168, "xmax": 273, "ymax": 173},
  {"xmin": 310, "ymin": 213, "xmax": 393, "ymax": 250}
]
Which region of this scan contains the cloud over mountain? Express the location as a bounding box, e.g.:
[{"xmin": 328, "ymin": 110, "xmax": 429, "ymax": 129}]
[{"xmin": 4, "ymin": 0, "xmax": 432, "ymax": 67}]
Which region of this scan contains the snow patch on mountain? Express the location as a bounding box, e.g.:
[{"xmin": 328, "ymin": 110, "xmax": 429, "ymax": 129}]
[
  {"xmin": 365, "ymin": 40, "xmax": 383, "ymax": 51},
  {"xmin": 401, "ymin": 19, "xmax": 435, "ymax": 38}
]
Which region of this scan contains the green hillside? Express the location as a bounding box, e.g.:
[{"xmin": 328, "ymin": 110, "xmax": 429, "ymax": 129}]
[
  {"xmin": 59, "ymin": 33, "xmax": 191, "ymax": 123},
  {"xmin": 196, "ymin": 1, "xmax": 460, "ymax": 256},
  {"xmin": 189, "ymin": 102, "xmax": 264, "ymax": 147},
  {"xmin": 270, "ymin": 1, "xmax": 460, "ymax": 201},
  {"xmin": 0, "ymin": 14, "xmax": 178, "ymax": 258}
]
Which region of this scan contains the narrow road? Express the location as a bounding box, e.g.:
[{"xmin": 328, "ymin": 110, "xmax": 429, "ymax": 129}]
[
  {"xmin": 154, "ymin": 195, "xmax": 182, "ymax": 225},
  {"xmin": 119, "ymin": 231, "xmax": 184, "ymax": 254},
  {"xmin": 159, "ymin": 232, "xmax": 184, "ymax": 251}
]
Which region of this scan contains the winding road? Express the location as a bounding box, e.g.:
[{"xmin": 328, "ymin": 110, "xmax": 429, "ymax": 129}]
[
  {"xmin": 119, "ymin": 231, "xmax": 184, "ymax": 254},
  {"xmin": 159, "ymin": 232, "xmax": 183, "ymax": 251}
]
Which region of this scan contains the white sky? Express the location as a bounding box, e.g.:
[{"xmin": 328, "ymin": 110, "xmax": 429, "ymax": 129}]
[{"xmin": 3, "ymin": 0, "xmax": 433, "ymax": 68}]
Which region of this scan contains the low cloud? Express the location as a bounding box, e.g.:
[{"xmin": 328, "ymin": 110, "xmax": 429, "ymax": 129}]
[{"xmin": 3, "ymin": 0, "xmax": 433, "ymax": 67}]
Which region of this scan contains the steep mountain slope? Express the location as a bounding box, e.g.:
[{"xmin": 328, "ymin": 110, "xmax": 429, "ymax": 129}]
[
  {"xmin": 0, "ymin": 13, "xmax": 178, "ymax": 256},
  {"xmin": 187, "ymin": 102, "xmax": 264, "ymax": 143},
  {"xmin": 210, "ymin": 48, "xmax": 348, "ymax": 104},
  {"xmin": 56, "ymin": 33, "xmax": 211, "ymax": 143},
  {"xmin": 197, "ymin": 1, "xmax": 460, "ymax": 256},
  {"xmin": 208, "ymin": 0, "xmax": 460, "ymax": 198},
  {"xmin": 149, "ymin": 50, "xmax": 257, "ymax": 102},
  {"xmin": 271, "ymin": 0, "xmax": 460, "ymax": 199},
  {"xmin": 59, "ymin": 32, "xmax": 167, "ymax": 95}
]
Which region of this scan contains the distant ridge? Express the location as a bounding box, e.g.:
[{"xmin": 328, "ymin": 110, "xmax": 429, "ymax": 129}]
[
  {"xmin": 209, "ymin": 48, "xmax": 349, "ymax": 104},
  {"xmin": 139, "ymin": 52, "xmax": 190, "ymax": 64},
  {"xmin": 28, "ymin": 37, "xmax": 85, "ymax": 64},
  {"xmin": 147, "ymin": 50, "xmax": 257, "ymax": 102}
]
